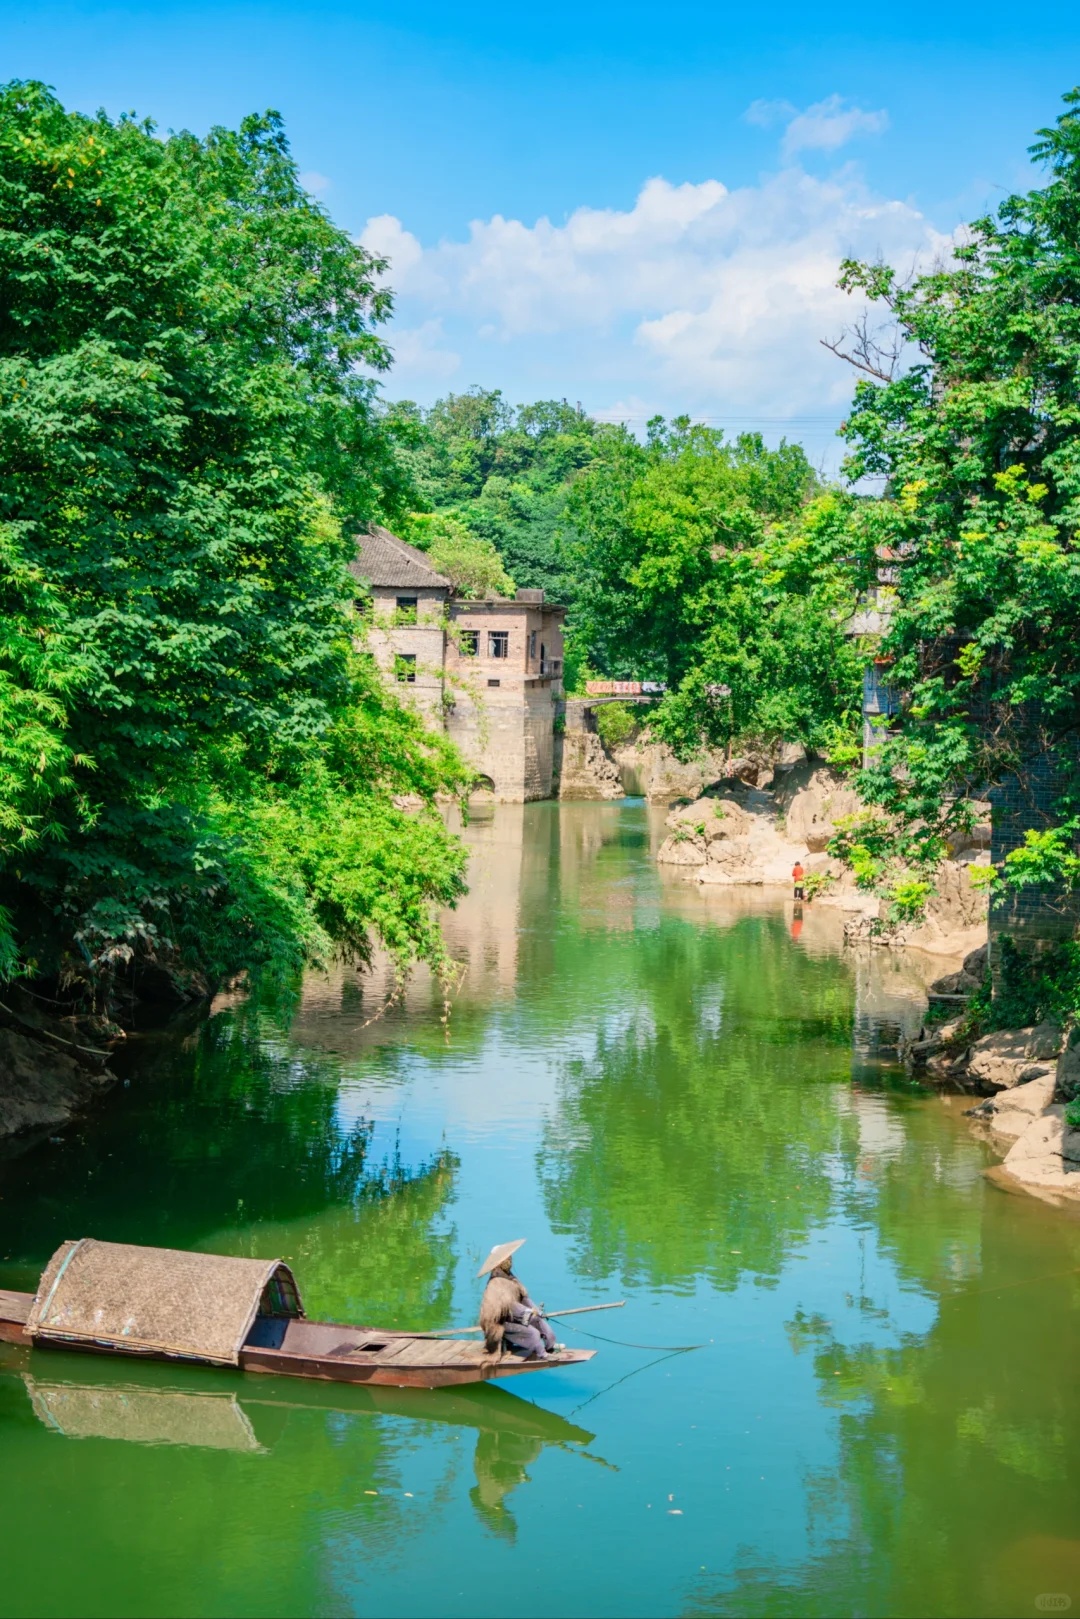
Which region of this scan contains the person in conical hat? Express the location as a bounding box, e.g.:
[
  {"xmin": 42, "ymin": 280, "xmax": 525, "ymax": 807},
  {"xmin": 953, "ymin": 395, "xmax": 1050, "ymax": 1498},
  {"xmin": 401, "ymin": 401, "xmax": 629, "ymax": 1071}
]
[{"xmin": 477, "ymin": 1239, "xmax": 557, "ymax": 1360}]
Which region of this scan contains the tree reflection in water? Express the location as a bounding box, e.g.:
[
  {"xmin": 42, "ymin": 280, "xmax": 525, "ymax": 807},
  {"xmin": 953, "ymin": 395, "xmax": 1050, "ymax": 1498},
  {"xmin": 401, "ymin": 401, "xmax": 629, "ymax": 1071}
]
[{"xmin": 538, "ymin": 917, "xmax": 859, "ymax": 1290}]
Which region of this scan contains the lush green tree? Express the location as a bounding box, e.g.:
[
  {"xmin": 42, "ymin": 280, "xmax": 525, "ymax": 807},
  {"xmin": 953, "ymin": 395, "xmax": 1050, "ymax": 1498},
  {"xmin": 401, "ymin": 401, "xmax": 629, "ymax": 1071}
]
[
  {"xmin": 384, "ymin": 388, "xmax": 597, "ymax": 602},
  {"xmin": 831, "ymin": 89, "xmax": 1080, "ymax": 902},
  {"xmin": 564, "ymin": 416, "xmax": 863, "ymax": 755},
  {"xmin": 0, "ymin": 82, "xmax": 470, "ymax": 1008},
  {"xmin": 401, "ymin": 511, "xmax": 516, "ymax": 599}
]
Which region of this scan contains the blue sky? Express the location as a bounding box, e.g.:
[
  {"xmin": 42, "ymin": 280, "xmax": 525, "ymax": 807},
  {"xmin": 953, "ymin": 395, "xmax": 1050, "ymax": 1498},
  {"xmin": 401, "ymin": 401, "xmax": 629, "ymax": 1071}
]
[{"xmin": 5, "ymin": 1, "xmax": 1079, "ymax": 463}]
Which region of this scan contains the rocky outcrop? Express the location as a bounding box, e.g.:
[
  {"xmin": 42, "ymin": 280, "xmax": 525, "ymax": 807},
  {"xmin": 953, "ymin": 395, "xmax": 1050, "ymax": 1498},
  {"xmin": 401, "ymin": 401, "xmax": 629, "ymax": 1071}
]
[
  {"xmin": 911, "ymin": 1008, "xmax": 1080, "ymax": 1203},
  {"xmin": 844, "ymin": 859, "xmax": 990, "ymax": 958},
  {"xmin": 1054, "ymin": 1025, "xmax": 1080, "ymax": 1103},
  {"xmin": 772, "ymin": 765, "xmax": 863, "ymax": 852},
  {"xmin": 618, "ymin": 740, "xmax": 731, "ymax": 804},
  {"xmin": 556, "ymin": 730, "xmax": 623, "ymax": 801},
  {"xmin": 904, "ymin": 860, "xmax": 990, "ymax": 958},
  {"xmin": 657, "ymin": 790, "xmax": 800, "ymax": 888},
  {"xmin": 928, "ymin": 943, "xmax": 987, "ymax": 999},
  {"xmin": 654, "ymin": 770, "xmax": 883, "ymax": 916},
  {"xmin": 967, "ymin": 1023, "xmax": 1060, "ymax": 1093},
  {"xmin": 0, "ymin": 1024, "xmax": 115, "ymax": 1146},
  {"xmin": 998, "ymin": 1107, "xmax": 1080, "ymax": 1199}
]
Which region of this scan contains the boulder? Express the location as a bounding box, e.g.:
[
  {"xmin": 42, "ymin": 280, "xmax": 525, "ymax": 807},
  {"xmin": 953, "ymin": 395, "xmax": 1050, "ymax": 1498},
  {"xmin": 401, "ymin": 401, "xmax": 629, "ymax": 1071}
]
[
  {"xmin": 657, "ymin": 833, "xmax": 707, "ymax": 866},
  {"xmin": 1000, "ymin": 1105, "xmax": 1080, "ymax": 1196},
  {"xmin": 1026, "ymin": 1020, "xmax": 1064, "ymax": 1060},
  {"xmin": 903, "ymin": 858, "xmax": 990, "ymax": 957},
  {"xmin": 0, "ymin": 1027, "xmax": 115, "ymax": 1142},
  {"xmin": 666, "ymin": 796, "xmax": 752, "ymax": 839},
  {"xmin": 1054, "ymin": 1025, "xmax": 1080, "ymax": 1103},
  {"xmin": 775, "ymin": 765, "xmax": 863, "ymax": 851},
  {"xmin": 967, "ymin": 1026, "xmax": 1061, "ymax": 1094},
  {"xmin": 625, "ymin": 741, "xmax": 730, "ymax": 804},
  {"xmin": 557, "ymin": 731, "xmax": 623, "ymax": 801},
  {"xmin": 699, "ymin": 836, "xmax": 763, "ymax": 884},
  {"xmin": 927, "ymin": 966, "xmax": 981, "ymax": 997},
  {"xmin": 976, "ymin": 1072, "xmax": 1057, "ymax": 1145}
]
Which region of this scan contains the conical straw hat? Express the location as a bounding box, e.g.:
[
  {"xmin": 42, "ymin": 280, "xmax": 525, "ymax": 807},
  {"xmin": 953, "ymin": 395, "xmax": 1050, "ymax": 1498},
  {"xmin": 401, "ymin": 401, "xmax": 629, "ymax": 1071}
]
[{"xmin": 476, "ymin": 1238, "xmax": 526, "ymax": 1278}]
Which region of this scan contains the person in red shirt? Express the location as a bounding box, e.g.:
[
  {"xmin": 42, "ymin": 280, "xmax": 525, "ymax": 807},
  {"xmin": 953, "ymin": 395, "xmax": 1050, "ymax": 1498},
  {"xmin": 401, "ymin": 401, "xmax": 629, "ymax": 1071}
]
[{"xmin": 792, "ymin": 861, "xmax": 805, "ymax": 900}]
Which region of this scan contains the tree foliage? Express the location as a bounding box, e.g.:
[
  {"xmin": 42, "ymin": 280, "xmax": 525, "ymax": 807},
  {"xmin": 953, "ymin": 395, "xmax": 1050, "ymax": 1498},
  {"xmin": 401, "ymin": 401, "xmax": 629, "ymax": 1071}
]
[
  {"xmin": 385, "ymin": 387, "xmax": 598, "ymax": 602},
  {"xmin": 834, "ymin": 88, "xmax": 1080, "ymax": 894},
  {"xmin": 564, "ymin": 416, "xmax": 864, "ymax": 755},
  {"xmin": 0, "ymin": 82, "xmax": 470, "ymax": 1005},
  {"xmin": 401, "ymin": 510, "xmax": 516, "ymax": 600}
]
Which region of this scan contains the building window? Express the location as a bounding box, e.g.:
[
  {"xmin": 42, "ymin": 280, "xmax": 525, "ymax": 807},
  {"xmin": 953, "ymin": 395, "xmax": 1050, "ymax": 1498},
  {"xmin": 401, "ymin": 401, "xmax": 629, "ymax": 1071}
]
[
  {"xmin": 395, "ymin": 653, "xmax": 416, "ymax": 684},
  {"xmin": 459, "ymin": 629, "xmax": 479, "ymax": 657},
  {"xmin": 396, "ymin": 596, "xmax": 418, "ymax": 624},
  {"xmin": 529, "ymin": 630, "xmax": 537, "ymax": 661},
  {"xmin": 540, "ymin": 642, "xmax": 547, "ymax": 674},
  {"xmin": 355, "ymin": 593, "xmax": 373, "ymax": 620},
  {"xmin": 488, "ymin": 631, "xmax": 509, "ymax": 659},
  {"xmin": 487, "ymin": 678, "xmax": 500, "ymax": 688}
]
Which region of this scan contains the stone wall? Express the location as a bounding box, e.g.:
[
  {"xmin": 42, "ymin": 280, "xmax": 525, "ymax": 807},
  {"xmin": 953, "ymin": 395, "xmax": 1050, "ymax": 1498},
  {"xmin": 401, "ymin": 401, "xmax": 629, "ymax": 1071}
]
[
  {"xmin": 556, "ymin": 730, "xmax": 623, "ymax": 800},
  {"xmin": 446, "ymin": 684, "xmax": 558, "ymax": 801}
]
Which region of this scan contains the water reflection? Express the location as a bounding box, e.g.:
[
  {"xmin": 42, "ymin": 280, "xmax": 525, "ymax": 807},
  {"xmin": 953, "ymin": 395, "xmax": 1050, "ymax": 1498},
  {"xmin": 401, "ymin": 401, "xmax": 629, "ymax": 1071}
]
[
  {"xmin": 538, "ymin": 917, "xmax": 859, "ymax": 1289},
  {"xmin": 8, "ymin": 1346, "xmax": 605, "ymax": 1546},
  {"xmin": 25, "ymin": 1375, "xmax": 264, "ymax": 1452},
  {"xmin": 0, "ymin": 1001, "xmax": 460, "ymax": 1329},
  {"xmin": 6, "ymin": 800, "xmax": 1077, "ymax": 1619}
]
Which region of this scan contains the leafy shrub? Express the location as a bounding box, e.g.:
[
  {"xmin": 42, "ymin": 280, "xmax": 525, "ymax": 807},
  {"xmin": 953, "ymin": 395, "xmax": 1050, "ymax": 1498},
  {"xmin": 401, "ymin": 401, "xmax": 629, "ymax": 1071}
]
[
  {"xmin": 802, "ymin": 870, "xmax": 835, "ymax": 901},
  {"xmin": 405, "ymin": 512, "xmax": 515, "ymax": 599},
  {"xmin": 596, "ymin": 701, "xmax": 640, "ymax": 750}
]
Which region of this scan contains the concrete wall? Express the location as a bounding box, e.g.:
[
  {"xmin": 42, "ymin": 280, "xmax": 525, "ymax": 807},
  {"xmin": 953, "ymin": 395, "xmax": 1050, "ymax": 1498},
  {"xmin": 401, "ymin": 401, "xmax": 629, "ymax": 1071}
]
[{"xmin": 445, "ymin": 680, "xmax": 559, "ymax": 800}]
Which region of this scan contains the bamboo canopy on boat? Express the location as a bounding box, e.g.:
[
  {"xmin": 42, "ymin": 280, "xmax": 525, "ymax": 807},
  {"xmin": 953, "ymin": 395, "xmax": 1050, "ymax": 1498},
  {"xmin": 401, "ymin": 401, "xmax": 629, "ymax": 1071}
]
[{"xmin": 26, "ymin": 1239, "xmax": 303, "ymax": 1366}]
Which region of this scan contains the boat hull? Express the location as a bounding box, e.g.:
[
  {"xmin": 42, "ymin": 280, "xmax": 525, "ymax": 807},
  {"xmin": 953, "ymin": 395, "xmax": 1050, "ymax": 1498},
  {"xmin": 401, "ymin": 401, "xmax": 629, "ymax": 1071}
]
[{"xmin": 0, "ymin": 1290, "xmax": 595, "ymax": 1389}]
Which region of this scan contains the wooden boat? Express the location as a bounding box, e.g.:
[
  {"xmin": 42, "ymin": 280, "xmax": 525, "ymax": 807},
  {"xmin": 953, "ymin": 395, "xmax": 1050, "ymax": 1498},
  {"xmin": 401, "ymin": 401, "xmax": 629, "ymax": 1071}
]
[{"xmin": 0, "ymin": 1238, "xmax": 595, "ymax": 1390}]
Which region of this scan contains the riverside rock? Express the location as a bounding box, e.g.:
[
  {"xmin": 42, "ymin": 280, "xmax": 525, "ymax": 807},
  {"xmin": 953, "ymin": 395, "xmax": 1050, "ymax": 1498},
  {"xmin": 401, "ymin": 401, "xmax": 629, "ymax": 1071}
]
[
  {"xmin": 0, "ymin": 1027, "xmax": 115, "ymax": 1144},
  {"xmin": 966, "ymin": 1025, "xmax": 1062, "ymax": 1094},
  {"xmin": 971, "ymin": 1072, "xmax": 1058, "ymax": 1145},
  {"xmin": 1000, "ymin": 1105, "xmax": 1080, "ymax": 1198},
  {"xmin": 1054, "ymin": 1025, "xmax": 1080, "ymax": 1103}
]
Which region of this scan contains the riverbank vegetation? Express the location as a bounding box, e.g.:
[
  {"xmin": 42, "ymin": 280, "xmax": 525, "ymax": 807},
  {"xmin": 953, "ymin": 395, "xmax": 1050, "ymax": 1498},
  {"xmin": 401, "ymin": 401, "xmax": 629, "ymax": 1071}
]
[
  {"xmin": 0, "ymin": 82, "xmax": 470, "ymax": 1019},
  {"xmin": 389, "ymin": 92, "xmax": 1080, "ymax": 975},
  {"xmin": 6, "ymin": 76, "xmax": 1080, "ymax": 1028}
]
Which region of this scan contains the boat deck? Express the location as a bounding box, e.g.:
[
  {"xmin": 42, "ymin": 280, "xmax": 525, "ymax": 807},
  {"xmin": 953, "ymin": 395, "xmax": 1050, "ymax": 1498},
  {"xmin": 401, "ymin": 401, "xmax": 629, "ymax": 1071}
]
[
  {"xmin": 240, "ymin": 1314, "xmax": 593, "ymax": 1387},
  {"xmin": 0, "ymin": 1289, "xmax": 594, "ymax": 1388}
]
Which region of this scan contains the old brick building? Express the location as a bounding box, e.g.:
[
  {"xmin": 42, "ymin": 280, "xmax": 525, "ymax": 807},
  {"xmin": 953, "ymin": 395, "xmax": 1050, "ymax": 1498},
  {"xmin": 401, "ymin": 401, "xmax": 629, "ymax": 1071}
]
[{"xmin": 349, "ymin": 526, "xmax": 565, "ymax": 801}]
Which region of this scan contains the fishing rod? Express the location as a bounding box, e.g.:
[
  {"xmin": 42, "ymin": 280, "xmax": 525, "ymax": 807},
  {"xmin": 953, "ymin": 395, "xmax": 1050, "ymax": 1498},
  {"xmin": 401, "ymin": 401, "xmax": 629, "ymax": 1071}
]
[
  {"xmin": 376, "ymin": 1302, "xmax": 627, "ymax": 1338},
  {"xmin": 545, "ymin": 1302, "xmax": 626, "ymax": 1319}
]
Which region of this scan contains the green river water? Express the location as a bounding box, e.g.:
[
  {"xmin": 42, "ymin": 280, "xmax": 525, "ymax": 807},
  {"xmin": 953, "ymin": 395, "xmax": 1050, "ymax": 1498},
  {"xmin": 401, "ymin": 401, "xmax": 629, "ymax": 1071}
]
[{"xmin": 2, "ymin": 800, "xmax": 1080, "ymax": 1619}]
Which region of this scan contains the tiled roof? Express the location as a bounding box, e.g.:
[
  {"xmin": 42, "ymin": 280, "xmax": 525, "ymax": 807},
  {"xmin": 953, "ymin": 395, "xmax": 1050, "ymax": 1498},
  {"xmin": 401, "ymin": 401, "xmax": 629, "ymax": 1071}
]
[{"xmin": 349, "ymin": 525, "xmax": 450, "ymax": 590}]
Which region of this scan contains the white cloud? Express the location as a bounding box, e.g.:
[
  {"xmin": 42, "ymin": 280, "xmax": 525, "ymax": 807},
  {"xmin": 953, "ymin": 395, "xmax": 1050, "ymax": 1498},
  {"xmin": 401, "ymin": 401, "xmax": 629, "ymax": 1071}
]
[
  {"xmin": 781, "ymin": 95, "xmax": 889, "ymax": 158},
  {"xmin": 386, "ymin": 318, "xmax": 461, "ymax": 382},
  {"xmin": 744, "ymin": 98, "xmax": 797, "ymax": 129},
  {"xmin": 359, "ymin": 213, "xmax": 425, "ymax": 279},
  {"xmin": 298, "ymin": 170, "xmax": 331, "ymax": 196},
  {"xmin": 364, "ymin": 165, "xmax": 951, "ymax": 430}
]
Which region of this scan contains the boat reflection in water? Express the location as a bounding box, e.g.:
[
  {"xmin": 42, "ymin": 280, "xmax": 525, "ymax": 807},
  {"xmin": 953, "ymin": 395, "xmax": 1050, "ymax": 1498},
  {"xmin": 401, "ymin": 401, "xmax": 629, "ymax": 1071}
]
[
  {"xmin": 25, "ymin": 1375, "xmax": 264, "ymax": 1453},
  {"xmin": 19, "ymin": 1359, "xmax": 606, "ymax": 1536}
]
